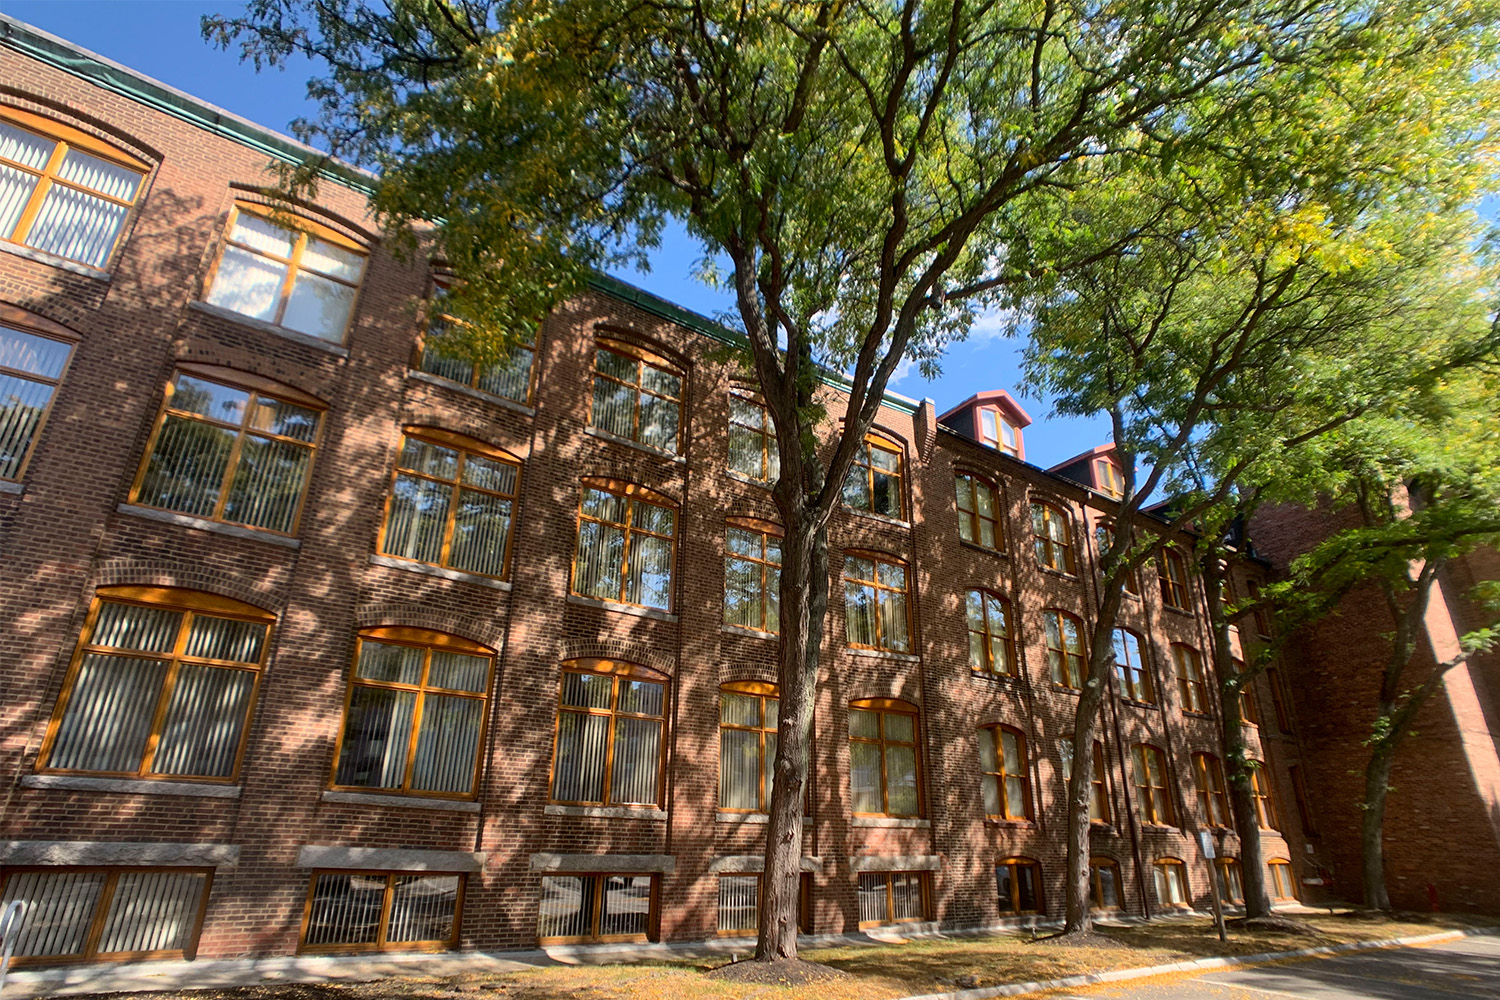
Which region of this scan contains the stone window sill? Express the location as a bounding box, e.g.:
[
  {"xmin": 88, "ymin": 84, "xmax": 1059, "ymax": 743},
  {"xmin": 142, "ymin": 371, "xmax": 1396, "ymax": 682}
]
[
  {"xmin": 1037, "ymin": 565, "xmax": 1079, "ymax": 583},
  {"xmin": 724, "ymin": 469, "xmax": 774, "ymax": 490},
  {"xmin": 715, "ymin": 812, "xmax": 812, "ymax": 825},
  {"xmin": 722, "ymin": 624, "xmax": 777, "ymax": 641},
  {"xmin": 846, "ymin": 647, "xmax": 920, "ymax": 664},
  {"xmin": 969, "ymin": 669, "xmax": 1020, "ymax": 685},
  {"xmin": 0, "ymin": 480, "xmax": 23, "ymax": 495},
  {"xmin": 583, "ymin": 426, "xmax": 687, "ymax": 464},
  {"xmin": 958, "ymin": 540, "xmax": 1008, "ymax": 559},
  {"xmin": 405, "ymin": 369, "xmax": 537, "ymax": 416},
  {"xmin": 1162, "ymin": 604, "xmax": 1197, "ymax": 620},
  {"xmin": 0, "ymin": 240, "xmax": 112, "ymax": 281},
  {"xmin": 843, "ymin": 507, "xmax": 912, "ymax": 530},
  {"xmin": 545, "ymin": 803, "xmax": 667, "ymax": 821},
  {"xmin": 22, "ymin": 774, "xmax": 241, "ymax": 798},
  {"xmin": 851, "ymin": 816, "xmax": 930, "ymax": 829},
  {"xmin": 321, "ymin": 789, "xmax": 480, "ymax": 813},
  {"xmin": 116, "ymin": 503, "xmax": 301, "ymax": 548},
  {"xmin": 187, "ymin": 300, "xmax": 350, "ymax": 357},
  {"xmin": 368, "ymin": 554, "xmax": 512, "ymax": 590},
  {"xmin": 566, "ymin": 593, "xmax": 677, "ymax": 622}
]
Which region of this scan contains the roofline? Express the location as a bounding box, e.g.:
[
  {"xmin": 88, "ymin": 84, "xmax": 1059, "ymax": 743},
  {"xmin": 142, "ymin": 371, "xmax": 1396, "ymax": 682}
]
[
  {"xmin": 936, "ymin": 389, "xmax": 1032, "ymax": 426},
  {"xmin": 1047, "ymin": 442, "xmax": 1117, "ymax": 472}
]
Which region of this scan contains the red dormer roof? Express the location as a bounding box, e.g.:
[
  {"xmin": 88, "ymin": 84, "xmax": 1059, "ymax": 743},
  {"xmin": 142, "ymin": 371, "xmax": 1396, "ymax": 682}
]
[
  {"xmin": 936, "ymin": 389, "xmax": 1033, "ymax": 427},
  {"xmin": 1046, "ymin": 442, "xmax": 1118, "ymax": 473}
]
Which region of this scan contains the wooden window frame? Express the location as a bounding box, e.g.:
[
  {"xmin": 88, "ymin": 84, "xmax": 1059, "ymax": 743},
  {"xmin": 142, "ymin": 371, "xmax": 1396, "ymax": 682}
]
[
  {"xmin": 1089, "ymin": 856, "xmax": 1123, "ymax": 910},
  {"xmin": 1289, "ymin": 764, "xmax": 1317, "ymax": 836},
  {"xmin": 856, "ymin": 871, "xmax": 929, "ymax": 928},
  {"xmin": 416, "ymin": 276, "xmax": 537, "ymax": 405},
  {"xmin": 843, "ymin": 552, "xmax": 911, "ymax": 654},
  {"xmin": 203, "ymin": 203, "xmax": 367, "ymax": 343},
  {"xmin": 978, "ymin": 406, "xmax": 1020, "ymax": 457},
  {"xmin": 1112, "ymin": 627, "xmax": 1154, "ymax": 702},
  {"xmin": 548, "ymin": 659, "xmax": 669, "ymax": 809},
  {"xmin": 298, "ymin": 870, "xmax": 464, "ymax": 954},
  {"xmin": 849, "ymin": 698, "xmax": 923, "ymax": 819},
  {"xmin": 713, "ymin": 873, "xmax": 812, "ymax": 937},
  {"xmin": 571, "ymin": 478, "xmax": 678, "ymax": 611},
  {"xmin": 1250, "ymin": 761, "xmax": 1279, "ymax": 830},
  {"xmin": 980, "ymin": 724, "xmax": 1033, "ymax": 822},
  {"xmin": 590, "ymin": 337, "xmax": 684, "ymax": 453},
  {"xmin": 727, "ymin": 393, "xmax": 778, "ymax": 483},
  {"xmin": 1044, "ymin": 609, "xmax": 1087, "ymax": 689},
  {"xmin": 1158, "ymin": 548, "xmax": 1190, "ymax": 610},
  {"xmin": 1233, "ymin": 658, "xmax": 1260, "ymax": 727},
  {"xmin": 724, "ymin": 518, "xmax": 782, "ymax": 635},
  {"xmin": 1246, "ymin": 579, "xmax": 1274, "ymax": 637},
  {"xmin": 843, "ymin": 433, "xmax": 906, "ymax": 520},
  {"xmin": 1095, "ymin": 521, "xmax": 1139, "ymax": 594},
  {"xmin": 37, "ymin": 586, "xmax": 274, "ymax": 783},
  {"xmin": 0, "ymin": 107, "xmax": 149, "ymax": 269},
  {"xmin": 1031, "ymin": 501, "xmax": 1075, "ymax": 574},
  {"xmin": 1062, "ymin": 737, "xmax": 1113, "ymax": 826},
  {"xmin": 995, "ymin": 857, "xmax": 1043, "ymax": 915},
  {"xmin": 536, "ymin": 873, "xmax": 658, "ymax": 944},
  {"xmin": 0, "ymin": 318, "xmax": 76, "ymax": 482},
  {"xmin": 0, "ymin": 865, "xmax": 212, "ymax": 966},
  {"xmin": 718, "ymin": 680, "xmax": 779, "ymax": 813},
  {"xmin": 1215, "ymin": 858, "xmax": 1245, "ymax": 904},
  {"xmin": 328, "ymin": 627, "xmax": 497, "ymax": 800},
  {"xmin": 1268, "ymin": 858, "xmax": 1297, "ymax": 901},
  {"xmin": 1191, "ymin": 752, "xmax": 1231, "ymax": 828},
  {"xmin": 1267, "ymin": 666, "xmax": 1294, "ymax": 733},
  {"xmin": 966, "ymin": 589, "xmax": 1016, "ymax": 676},
  {"xmin": 127, "ymin": 366, "xmax": 325, "ymax": 537},
  {"xmin": 1095, "ymin": 458, "xmax": 1124, "ymax": 498},
  {"xmin": 1173, "ymin": 644, "xmax": 1210, "ymax": 716},
  {"xmin": 1154, "ymin": 857, "xmax": 1191, "ymax": 908},
  {"xmin": 954, "ymin": 471, "xmax": 1004, "ymax": 552},
  {"xmin": 1132, "ymin": 743, "xmax": 1176, "ymax": 826}
]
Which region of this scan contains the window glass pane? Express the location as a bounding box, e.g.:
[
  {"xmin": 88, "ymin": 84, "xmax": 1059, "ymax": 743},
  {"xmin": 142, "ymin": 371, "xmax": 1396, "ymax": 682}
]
[
  {"xmin": 1097, "ymin": 866, "xmax": 1120, "ymax": 907},
  {"xmin": 281, "ymin": 270, "xmax": 357, "ymax": 341},
  {"xmin": 844, "ymin": 583, "xmax": 876, "ymax": 646},
  {"xmin": 720, "ymin": 727, "xmax": 762, "ymax": 810},
  {"xmin": 450, "ymin": 489, "xmax": 512, "ymax": 577},
  {"xmin": 618, "ymin": 679, "xmax": 664, "ymax": 717},
  {"xmin": 136, "ymin": 414, "xmax": 234, "ymax": 518},
  {"xmin": 0, "ymin": 372, "xmax": 54, "ymax": 479},
  {"xmin": 633, "ymin": 501, "xmax": 675, "ymax": 536},
  {"xmin": 96, "ymin": 870, "xmax": 205, "ymax": 955},
  {"xmin": 842, "ymin": 464, "xmax": 871, "ymax": 509},
  {"xmin": 419, "ymin": 342, "xmax": 475, "ymax": 386},
  {"xmin": 891, "ymin": 873, "xmax": 923, "ymax": 920},
  {"xmin": 849, "ymin": 740, "xmax": 882, "ymax": 813},
  {"xmin": 462, "ymin": 454, "xmax": 517, "ymax": 494},
  {"xmin": 335, "ymin": 686, "xmax": 417, "ymax": 788},
  {"xmin": 300, "ymin": 236, "xmax": 365, "ymax": 281},
  {"xmin": 475, "ymin": 346, "xmax": 534, "ymax": 402},
  {"xmin": 728, "ymin": 422, "xmax": 762, "ymax": 478},
  {"xmin": 248, "ymin": 396, "xmax": 319, "ymax": 443},
  {"xmin": 0, "ymin": 163, "xmax": 40, "ymax": 241},
  {"xmin": 880, "ymin": 587, "xmax": 910, "ymax": 651},
  {"xmin": 183, "ymin": 615, "xmax": 265, "ymax": 663},
  {"xmin": 626, "ymin": 532, "xmax": 673, "ymax": 609},
  {"xmin": 884, "ymin": 712, "xmax": 914, "ymax": 743},
  {"xmin": 305, "ymin": 873, "xmax": 384, "ymax": 947},
  {"xmin": 383, "ymin": 473, "xmax": 452, "ymax": 565},
  {"xmin": 885, "ymin": 744, "xmax": 919, "ymax": 815},
  {"xmin": 538, "ymin": 875, "xmax": 592, "ymax": 939},
  {"xmin": 207, "ymin": 244, "xmax": 287, "ymax": 322},
  {"xmin": 90, "ymin": 602, "xmax": 182, "ymax": 653},
  {"xmin": 561, "ymin": 671, "xmax": 614, "ymax": 709},
  {"xmin": 639, "ymin": 391, "xmax": 681, "ymax": 451},
  {"xmin": 720, "ymin": 692, "xmax": 760, "ymax": 727},
  {"xmin": 640, "ymin": 365, "xmax": 680, "ymax": 398},
  {"xmin": 591, "ymin": 376, "xmax": 636, "ymax": 438},
  {"xmin": 596, "ymin": 349, "xmax": 636, "ymax": 381},
  {"xmin": 49, "ymin": 654, "xmax": 167, "ymax": 772},
  {"xmin": 385, "ymin": 875, "xmax": 458, "ymax": 944},
  {"xmin": 411, "ymin": 694, "xmax": 483, "ymax": 794},
  {"xmin": 849, "ymin": 708, "xmax": 879, "ymax": 739},
  {"xmin": 427, "ymin": 651, "xmax": 489, "ymax": 693},
  {"xmin": 857, "ymin": 873, "xmax": 886, "ymax": 925},
  {"xmin": 573, "ymin": 520, "xmax": 624, "ymax": 600},
  {"xmin": 356, "ymin": 641, "xmax": 424, "ymax": 685},
  {"xmin": 1016, "ymin": 866, "xmax": 1038, "ymax": 912},
  {"xmin": 399, "ymin": 437, "xmax": 459, "ymax": 480},
  {"xmin": 26, "ymin": 183, "xmax": 128, "ymax": 268},
  {"xmin": 610, "ymin": 716, "xmax": 662, "ymax": 804},
  {"xmin": 0, "ymin": 121, "xmax": 54, "ymax": 169},
  {"xmin": 221, "ymin": 434, "xmax": 310, "ymax": 532},
  {"xmin": 718, "ymin": 876, "xmax": 759, "ymax": 932},
  {"xmin": 872, "ymin": 471, "xmax": 900, "ymax": 517},
  {"xmin": 2, "ymin": 870, "xmax": 106, "ymax": 957},
  {"xmin": 600, "ymin": 876, "xmax": 652, "ymax": 937},
  {"xmin": 152, "ymin": 663, "xmax": 254, "ymax": 778},
  {"xmin": 0, "ymin": 327, "xmax": 69, "ymax": 380},
  {"xmin": 551, "ymin": 711, "xmax": 609, "ymax": 802},
  {"xmin": 229, "ymin": 213, "xmax": 296, "ymax": 258}
]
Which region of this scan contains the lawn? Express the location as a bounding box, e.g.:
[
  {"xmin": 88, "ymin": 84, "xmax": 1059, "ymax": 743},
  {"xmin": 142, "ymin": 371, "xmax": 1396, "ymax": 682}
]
[{"xmin": 56, "ymin": 912, "xmax": 1493, "ymax": 1000}]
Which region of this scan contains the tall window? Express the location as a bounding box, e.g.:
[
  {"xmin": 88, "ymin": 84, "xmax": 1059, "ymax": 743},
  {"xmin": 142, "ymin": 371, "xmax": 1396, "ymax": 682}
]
[
  {"xmin": 1268, "ymin": 666, "xmax": 1295, "ymax": 733},
  {"xmin": 1112, "ymin": 628, "xmax": 1153, "ymax": 702},
  {"xmin": 1216, "ymin": 859, "xmax": 1244, "ymax": 904},
  {"xmin": 1173, "ymin": 644, "xmax": 1209, "ymax": 715},
  {"xmin": 1095, "ymin": 523, "xmax": 1138, "ymax": 594},
  {"xmin": 979, "ymin": 725, "xmax": 1032, "ymax": 821},
  {"xmin": 1246, "ymin": 579, "xmax": 1273, "ymax": 636},
  {"xmin": 1031, "ymin": 502, "xmax": 1075, "ymax": 573},
  {"xmin": 417, "ymin": 279, "xmax": 535, "ymax": 405},
  {"xmin": 538, "ymin": 874, "xmax": 655, "ymax": 943},
  {"xmin": 966, "ymin": 590, "xmax": 1015, "ymax": 675},
  {"xmin": 727, "ymin": 395, "xmax": 779, "ymax": 483},
  {"xmin": 302, "ymin": 871, "xmax": 461, "ymax": 952},
  {"xmin": 590, "ymin": 339, "xmax": 682, "ymax": 453},
  {"xmin": 1158, "ymin": 548, "xmax": 1190, "ymax": 609},
  {"xmin": 849, "ymin": 700, "xmax": 920, "ymax": 817},
  {"xmin": 1044, "ymin": 609, "xmax": 1086, "ymax": 689},
  {"xmin": 1154, "ymin": 858, "xmax": 1190, "ymax": 907},
  {"xmin": 1289, "ymin": 764, "xmax": 1317, "ymax": 836},
  {"xmin": 1090, "ymin": 857, "xmax": 1122, "ymax": 910},
  {"xmin": 857, "ymin": 872, "xmax": 926, "ymax": 927},
  {"xmin": 1250, "ymin": 762, "xmax": 1279, "ymax": 829},
  {"xmin": 0, "ymin": 109, "xmax": 146, "ymax": 268},
  {"xmin": 978, "ymin": 407, "xmax": 1020, "ymax": 457},
  {"xmin": 130, "ymin": 368, "xmax": 322, "ymax": 536},
  {"xmin": 0, "ymin": 867, "xmax": 211, "ymax": 965},
  {"xmin": 955, "ymin": 473, "xmax": 1002, "ymax": 551},
  {"xmin": 724, "ymin": 520, "xmax": 781, "ymax": 634},
  {"xmin": 842, "ymin": 435, "xmax": 904, "ymax": 519},
  {"xmin": 995, "ymin": 858, "xmax": 1042, "ymax": 914},
  {"xmin": 1191, "ymin": 752, "xmax": 1230, "ymax": 827},
  {"xmin": 39, "ymin": 587, "xmax": 273, "ymax": 782},
  {"xmin": 1233, "ymin": 659, "xmax": 1260, "ymax": 726},
  {"xmin": 1132, "ymin": 744, "xmax": 1175, "ymax": 826},
  {"xmin": 205, "ymin": 204, "xmax": 366, "ymax": 342},
  {"xmin": 1095, "ymin": 458, "xmax": 1124, "ymax": 498},
  {"xmin": 1061, "ymin": 737, "xmax": 1112, "ymax": 824},
  {"xmin": 0, "ymin": 322, "xmax": 72, "ymax": 481},
  {"xmin": 844, "ymin": 554, "xmax": 910, "ymax": 653},
  {"xmin": 331, "ymin": 629, "xmax": 495, "ymax": 798},
  {"xmin": 378, "ymin": 429, "xmax": 520, "ymax": 580},
  {"xmin": 1268, "ymin": 859, "xmax": 1296, "ymax": 900},
  {"xmin": 550, "ymin": 662, "xmax": 667, "ymax": 807},
  {"xmin": 571, "ymin": 480, "xmax": 677, "ymax": 610},
  {"xmin": 716, "ymin": 875, "xmax": 810, "ymax": 936},
  {"xmin": 719, "ymin": 682, "xmax": 778, "ymax": 812}
]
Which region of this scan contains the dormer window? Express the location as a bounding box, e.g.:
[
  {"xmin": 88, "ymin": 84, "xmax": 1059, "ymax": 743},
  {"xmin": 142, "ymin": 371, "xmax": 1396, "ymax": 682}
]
[
  {"xmin": 1095, "ymin": 459, "xmax": 1124, "ymax": 498},
  {"xmin": 979, "ymin": 408, "xmax": 1020, "ymax": 457}
]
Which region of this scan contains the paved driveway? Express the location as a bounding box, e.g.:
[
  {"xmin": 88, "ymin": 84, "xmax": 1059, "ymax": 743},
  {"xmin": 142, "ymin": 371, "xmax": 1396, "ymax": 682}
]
[{"xmin": 1040, "ymin": 934, "xmax": 1500, "ymax": 1000}]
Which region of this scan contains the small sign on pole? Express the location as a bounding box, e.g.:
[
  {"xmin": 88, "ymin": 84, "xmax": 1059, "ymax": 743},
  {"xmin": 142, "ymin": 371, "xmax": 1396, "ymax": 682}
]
[
  {"xmin": 1199, "ymin": 831, "xmax": 1226, "ymax": 942},
  {"xmin": 1198, "ymin": 830, "xmax": 1216, "ymax": 859}
]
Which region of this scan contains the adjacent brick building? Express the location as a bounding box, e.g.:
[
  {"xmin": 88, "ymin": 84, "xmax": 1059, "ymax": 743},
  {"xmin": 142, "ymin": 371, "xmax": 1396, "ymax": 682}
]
[{"xmin": 0, "ymin": 14, "xmax": 1429, "ymax": 968}]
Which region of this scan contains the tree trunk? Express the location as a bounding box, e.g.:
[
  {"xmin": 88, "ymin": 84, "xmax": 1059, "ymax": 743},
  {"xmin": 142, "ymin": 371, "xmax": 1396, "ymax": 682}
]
[
  {"xmin": 756, "ymin": 514, "xmax": 830, "ymax": 960},
  {"xmin": 1361, "ymin": 739, "xmax": 1395, "ymax": 910}
]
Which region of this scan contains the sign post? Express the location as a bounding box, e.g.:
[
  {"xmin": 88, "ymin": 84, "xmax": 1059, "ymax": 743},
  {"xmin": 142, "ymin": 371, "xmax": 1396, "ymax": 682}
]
[{"xmin": 1198, "ymin": 830, "xmax": 1227, "ymax": 943}]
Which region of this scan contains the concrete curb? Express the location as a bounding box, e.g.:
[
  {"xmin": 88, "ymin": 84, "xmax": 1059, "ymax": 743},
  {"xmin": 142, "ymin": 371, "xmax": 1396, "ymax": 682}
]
[{"xmin": 894, "ymin": 926, "xmax": 1498, "ymax": 1000}]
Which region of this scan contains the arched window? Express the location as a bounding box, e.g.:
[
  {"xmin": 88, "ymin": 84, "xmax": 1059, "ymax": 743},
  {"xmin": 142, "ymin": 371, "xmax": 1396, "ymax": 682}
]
[
  {"xmin": 590, "ymin": 337, "xmax": 684, "ymax": 454},
  {"xmin": 725, "ymin": 518, "xmax": 782, "ymax": 634},
  {"xmin": 1154, "ymin": 857, "xmax": 1190, "ymax": 907},
  {"xmin": 1250, "ymin": 761, "xmax": 1280, "ymax": 830},
  {"xmin": 378, "ymin": 427, "xmax": 520, "ymax": 579},
  {"xmin": 1090, "ymin": 857, "xmax": 1122, "ymax": 910},
  {"xmin": 418, "ymin": 277, "xmax": 536, "ymax": 405},
  {"xmin": 1216, "ymin": 859, "xmax": 1244, "ymax": 904},
  {"xmin": 1172, "ymin": 644, "xmax": 1209, "ymax": 715},
  {"xmin": 1031, "ymin": 501, "xmax": 1075, "ymax": 573},
  {"xmin": 130, "ymin": 366, "xmax": 324, "ymax": 536},
  {"xmin": 719, "ymin": 681, "xmax": 778, "ymax": 812},
  {"xmin": 571, "ymin": 479, "xmax": 677, "ymax": 610},
  {"xmin": 1158, "ymin": 548, "xmax": 1190, "ymax": 609},
  {"xmin": 0, "ymin": 107, "xmax": 148, "ymax": 268},
  {"xmin": 966, "ymin": 590, "xmax": 1015, "ymax": 675},
  {"xmin": 1095, "ymin": 522, "xmax": 1138, "ymax": 594},
  {"xmin": 1095, "ymin": 458, "xmax": 1124, "ymax": 498},
  {"xmin": 955, "ymin": 472, "xmax": 1003, "ymax": 551},
  {"xmin": 332, "ymin": 627, "xmax": 496, "ymax": 798},
  {"xmin": 1132, "ymin": 744, "xmax": 1175, "ymax": 825},
  {"xmin": 1268, "ymin": 858, "xmax": 1296, "ymax": 901},
  {"xmin": 39, "ymin": 586, "xmax": 274, "ymax": 782},
  {"xmin": 1268, "ymin": 666, "xmax": 1295, "ymax": 733},
  {"xmin": 844, "ymin": 553, "xmax": 911, "ymax": 653},
  {"xmin": 0, "ymin": 315, "xmax": 75, "ymax": 482},
  {"xmin": 204, "ymin": 203, "xmax": 368, "ymax": 343},
  {"xmin": 849, "ymin": 699, "xmax": 921, "ymax": 818},
  {"xmin": 1231, "ymin": 652, "xmax": 1260, "ymax": 726},
  {"xmin": 1043, "ymin": 609, "xmax": 1086, "ymax": 689},
  {"xmin": 978, "ymin": 406, "xmax": 1021, "ymax": 457},
  {"xmin": 727, "ymin": 394, "xmax": 779, "ymax": 483},
  {"xmin": 843, "ymin": 433, "xmax": 905, "ymax": 519},
  {"xmin": 1112, "ymin": 628, "xmax": 1153, "ymax": 702},
  {"xmin": 1191, "ymin": 752, "xmax": 1230, "ymax": 827},
  {"xmin": 996, "ymin": 857, "xmax": 1042, "ymax": 914},
  {"xmin": 1061, "ymin": 737, "xmax": 1112, "ymax": 825},
  {"xmin": 550, "ymin": 659, "xmax": 667, "ymax": 807},
  {"xmin": 979, "ymin": 725, "xmax": 1032, "ymax": 821}
]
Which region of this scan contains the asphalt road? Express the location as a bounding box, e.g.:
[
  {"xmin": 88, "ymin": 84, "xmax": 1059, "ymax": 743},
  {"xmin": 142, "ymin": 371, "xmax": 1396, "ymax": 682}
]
[{"xmin": 1039, "ymin": 934, "xmax": 1500, "ymax": 1000}]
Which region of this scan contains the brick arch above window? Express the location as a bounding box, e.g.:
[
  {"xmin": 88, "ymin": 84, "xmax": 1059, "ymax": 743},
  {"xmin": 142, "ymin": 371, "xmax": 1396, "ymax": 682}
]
[
  {"xmin": 92, "ymin": 558, "xmax": 288, "ymax": 614},
  {"xmin": 354, "ymin": 602, "xmax": 505, "ymax": 652},
  {"xmin": 593, "ymin": 327, "xmax": 690, "ymax": 374},
  {"xmin": 0, "ymin": 301, "xmax": 80, "ymax": 340},
  {"xmin": 558, "ymin": 639, "xmax": 674, "ymax": 678},
  {"xmin": 225, "ymin": 184, "xmax": 376, "ymax": 247},
  {"xmin": 719, "ymin": 662, "xmax": 780, "ymax": 686},
  {"xmin": 169, "ymin": 362, "xmax": 327, "ymax": 410},
  {"xmin": 578, "ymin": 475, "xmax": 678, "ymax": 508}
]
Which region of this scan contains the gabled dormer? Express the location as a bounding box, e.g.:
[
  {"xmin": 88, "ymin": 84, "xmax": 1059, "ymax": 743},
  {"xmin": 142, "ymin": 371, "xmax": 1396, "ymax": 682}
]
[
  {"xmin": 1050, "ymin": 444, "xmax": 1125, "ymax": 498},
  {"xmin": 937, "ymin": 389, "xmax": 1031, "ymax": 460}
]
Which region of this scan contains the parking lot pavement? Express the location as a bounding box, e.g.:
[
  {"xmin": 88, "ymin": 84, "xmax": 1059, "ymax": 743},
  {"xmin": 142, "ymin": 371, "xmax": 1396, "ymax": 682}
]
[{"xmin": 1038, "ymin": 934, "xmax": 1500, "ymax": 1000}]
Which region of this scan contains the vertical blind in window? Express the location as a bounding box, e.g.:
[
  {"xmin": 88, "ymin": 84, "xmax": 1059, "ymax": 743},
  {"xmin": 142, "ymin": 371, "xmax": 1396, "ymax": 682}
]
[
  {"xmin": 1060, "ymin": 738, "xmax": 1111, "ymax": 824},
  {"xmin": 0, "ymin": 323, "xmax": 72, "ymax": 480},
  {"xmin": 844, "ymin": 555, "xmax": 910, "ymax": 653},
  {"xmin": 419, "ymin": 281, "xmax": 536, "ymax": 403},
  {"xmin": 857, "ymin": 872, "xmax": 924, "ymax": 926},
  {"xmin": 966, "ymin": 590, "xmax": 1013, "ymax": 674},
  {"xmin": 537, "ymin": 875, "xmax": 653, "ymax": 941},
  {"xmin": 1090, "ymin": 858, "xmax": 1122, "ymax": 909},
  {"xmin": 1154, "ymin": 859, "xmax": 1190, "ymax": 906},
  {"xmin": 379, "ymin": 431, "xmax": 519, "ymax": 579},
  {"xmin": 302, "ymin": 872, "xmax": 461, "ymax": 951},
  {"xmin": 0, "ymin": 868, "xmax": 210, "ymax": 963},
  {"xmin": 724, "ymin": 523, "xmax": 781, "ymax": 633},
  {"xmin": 842, "ymin": 438, "xmax": 903, "ymax": 518},
  {"xmin": 551, "ymin": 668, "xmax": 666, "ymax": 806},
  {"xmin": 979, "ymin": 726, "xmax": 1031, "ymax": 820},
  {"xmin": 717, "ymin": 875, "xmax": 759, "ymax": 935},
  {"xmin": 572, "ymin": 485, "xmax": 676, "ymax": 610},
  {"xmin": 727, "ymin": 396, "xmax": 779, "ymax": 482},
  {"xmin": 333, "ymin": 632, "xmax": 494, "ymax": 797},
  {"xmin": 0, "ymin": 114, "xmax": 145, "ymax": 269},
  {"xmin": 132, "ymin": 372, "xmax": 321, "ymax": 535},
  {"xmin": 1192, "ymin": 753, "xmax": 1231, "ymax": 827},
  {"xmin": 590, "ymin": 342, "xmax": 682, "ymax": 453},
  {"xmin": 43, "ymin": 593, "xmax": 271, "ymax": 780},
  {"xmin": 719, "ymin": 685, "xmax": 778, "ymax": 811},
  {"xmin": 849, "ymin": 704, "xmax": 919, "ymax": 817},
  {"xmin": 1132, "ymin": 744, "xmax": 1174, "ymax": 825}
]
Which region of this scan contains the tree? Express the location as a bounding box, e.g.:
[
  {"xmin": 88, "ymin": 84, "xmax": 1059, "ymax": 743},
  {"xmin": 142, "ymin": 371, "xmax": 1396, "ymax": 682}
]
[{"xmin": 208, "ymin": 0, "xmax": 1500, "ymax": 956}]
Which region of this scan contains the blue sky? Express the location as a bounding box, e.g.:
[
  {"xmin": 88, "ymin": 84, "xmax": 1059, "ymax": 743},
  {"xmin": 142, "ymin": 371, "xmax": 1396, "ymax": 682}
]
[{"xmin": 3, "ymin": 1, "xmax": 1113, "ymax": 467}]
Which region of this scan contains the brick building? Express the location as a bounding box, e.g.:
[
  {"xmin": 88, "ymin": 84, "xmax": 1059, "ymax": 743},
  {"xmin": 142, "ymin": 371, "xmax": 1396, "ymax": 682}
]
[{"xmin": 0, "ymin": 15, "xmax": 1319, "ymax": 966}]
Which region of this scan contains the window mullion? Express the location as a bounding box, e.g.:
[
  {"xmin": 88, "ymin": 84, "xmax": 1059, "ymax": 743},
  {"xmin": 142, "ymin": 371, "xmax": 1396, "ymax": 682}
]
[
  {"xmin": 81, "ymin": 869, "xmax": 120, "ymax": 960},
  {"xmin": 12, "ymin": 141, "xmax": 67, "ymax": 243},
  {"xmin": 140, "ymin": 611, "xmax": 193, "ymax": 776},
  {"xmin": 600, "ymin": 677, "xmax": 620, "ymax": 805},
  {"xmin": 618, "ymin": 502, "xmax": 635, "ymax": 604},
  {"xmin": 400, "ymin": 650, "xmax": 434, "ymax": 791},
  {"xmin": 209, "ymin": 392, "xmax": 256, "ymax": 521},
  {"xmin": 375, "ymin": 874, "xmax": 397, "ymax": 949},
  {"xmin": 437, "ymin": 453, "xmax": 464, "ymax": 567},
  {"xmin": 275, "ymin": 231, "xmax": 308, "ymax": 326}
]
